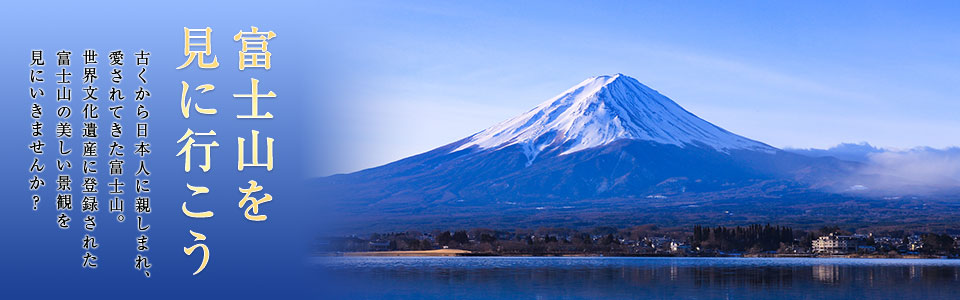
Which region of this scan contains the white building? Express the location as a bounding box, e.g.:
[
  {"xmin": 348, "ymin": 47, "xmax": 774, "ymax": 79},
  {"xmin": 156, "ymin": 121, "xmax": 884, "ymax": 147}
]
[{"xmin": 812, "ymin": 233, "xmax": 862, "ymax": 254}]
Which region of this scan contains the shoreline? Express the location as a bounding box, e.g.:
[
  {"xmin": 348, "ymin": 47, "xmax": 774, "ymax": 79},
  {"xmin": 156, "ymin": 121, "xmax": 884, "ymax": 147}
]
[
  {"xmin": 324, "ymin": 250, "xmax": 953, "ymax": 259},
  {"xmin": 339, "ymin": 249, "xmax": 473, "ymax": 257}
]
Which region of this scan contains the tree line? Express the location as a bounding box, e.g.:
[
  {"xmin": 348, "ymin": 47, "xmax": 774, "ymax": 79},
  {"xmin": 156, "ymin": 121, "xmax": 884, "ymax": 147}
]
[{"xmin": 691, "ymin": 224, "xmax": 794, "ymax": 252}]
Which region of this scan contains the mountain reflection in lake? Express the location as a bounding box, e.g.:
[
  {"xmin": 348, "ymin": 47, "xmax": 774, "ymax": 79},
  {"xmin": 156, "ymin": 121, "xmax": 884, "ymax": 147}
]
[{"xmin": 316, "ymin": 257, "xmax": 960, "ymax": 299}]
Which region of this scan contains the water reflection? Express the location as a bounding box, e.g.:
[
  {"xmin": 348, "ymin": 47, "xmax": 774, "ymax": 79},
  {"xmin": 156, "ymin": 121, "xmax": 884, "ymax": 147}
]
[
  {"xmin": 318, "ymin": 257, "xmax": 960, "ymax": 299},
  {"xmin": 813, "ymin": 264, "xmax": 839, "ymax": 283}
]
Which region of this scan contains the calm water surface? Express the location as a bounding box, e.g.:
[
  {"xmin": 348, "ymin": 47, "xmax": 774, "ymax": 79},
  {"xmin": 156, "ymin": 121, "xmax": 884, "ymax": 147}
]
[{"xmin": 316, "ymin": 257, "xmax": 960, "ymax": 299}]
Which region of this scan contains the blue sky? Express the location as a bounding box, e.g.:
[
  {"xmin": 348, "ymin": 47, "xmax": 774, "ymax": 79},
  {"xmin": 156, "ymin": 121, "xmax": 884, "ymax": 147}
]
[{"xmin": 310, "ymin": 2, "xmax": 960, "ymax": 174}]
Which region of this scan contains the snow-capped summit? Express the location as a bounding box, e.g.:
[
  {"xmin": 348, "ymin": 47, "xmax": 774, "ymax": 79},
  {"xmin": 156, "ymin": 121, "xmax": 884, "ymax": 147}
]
[{"xmin": 455, "ymin": 73, "xmax": 775, "ymax": 161}]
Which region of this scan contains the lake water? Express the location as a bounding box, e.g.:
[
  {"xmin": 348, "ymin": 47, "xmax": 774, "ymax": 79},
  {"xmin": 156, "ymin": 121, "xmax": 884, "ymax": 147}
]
[{"xmin": 316, "ymin": 257, "xmax": 960, "ymax": 299}]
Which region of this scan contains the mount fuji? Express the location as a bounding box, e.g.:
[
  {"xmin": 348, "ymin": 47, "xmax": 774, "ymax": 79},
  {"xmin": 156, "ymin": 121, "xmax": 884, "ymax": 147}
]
[
  {"xmin": 320, "ymin": 74, "xmax": 880, "ymax": 230},
  {"xmin": 455, "ymin": 73, "xmax": 775, "ymax": 162}
]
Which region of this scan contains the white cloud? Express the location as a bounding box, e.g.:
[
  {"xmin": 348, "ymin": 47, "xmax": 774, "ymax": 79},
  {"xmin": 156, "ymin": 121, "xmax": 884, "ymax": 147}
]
[{"xmin": 861, "ymin": 148, "xmax": 960, "ymax": 187}]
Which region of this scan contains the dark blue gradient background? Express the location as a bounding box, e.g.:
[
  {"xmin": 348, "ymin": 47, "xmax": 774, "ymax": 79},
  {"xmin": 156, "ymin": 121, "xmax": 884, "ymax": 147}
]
[{"xmin": 2, "ymin": 1, "xmax": 341, "ymax": 298}]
